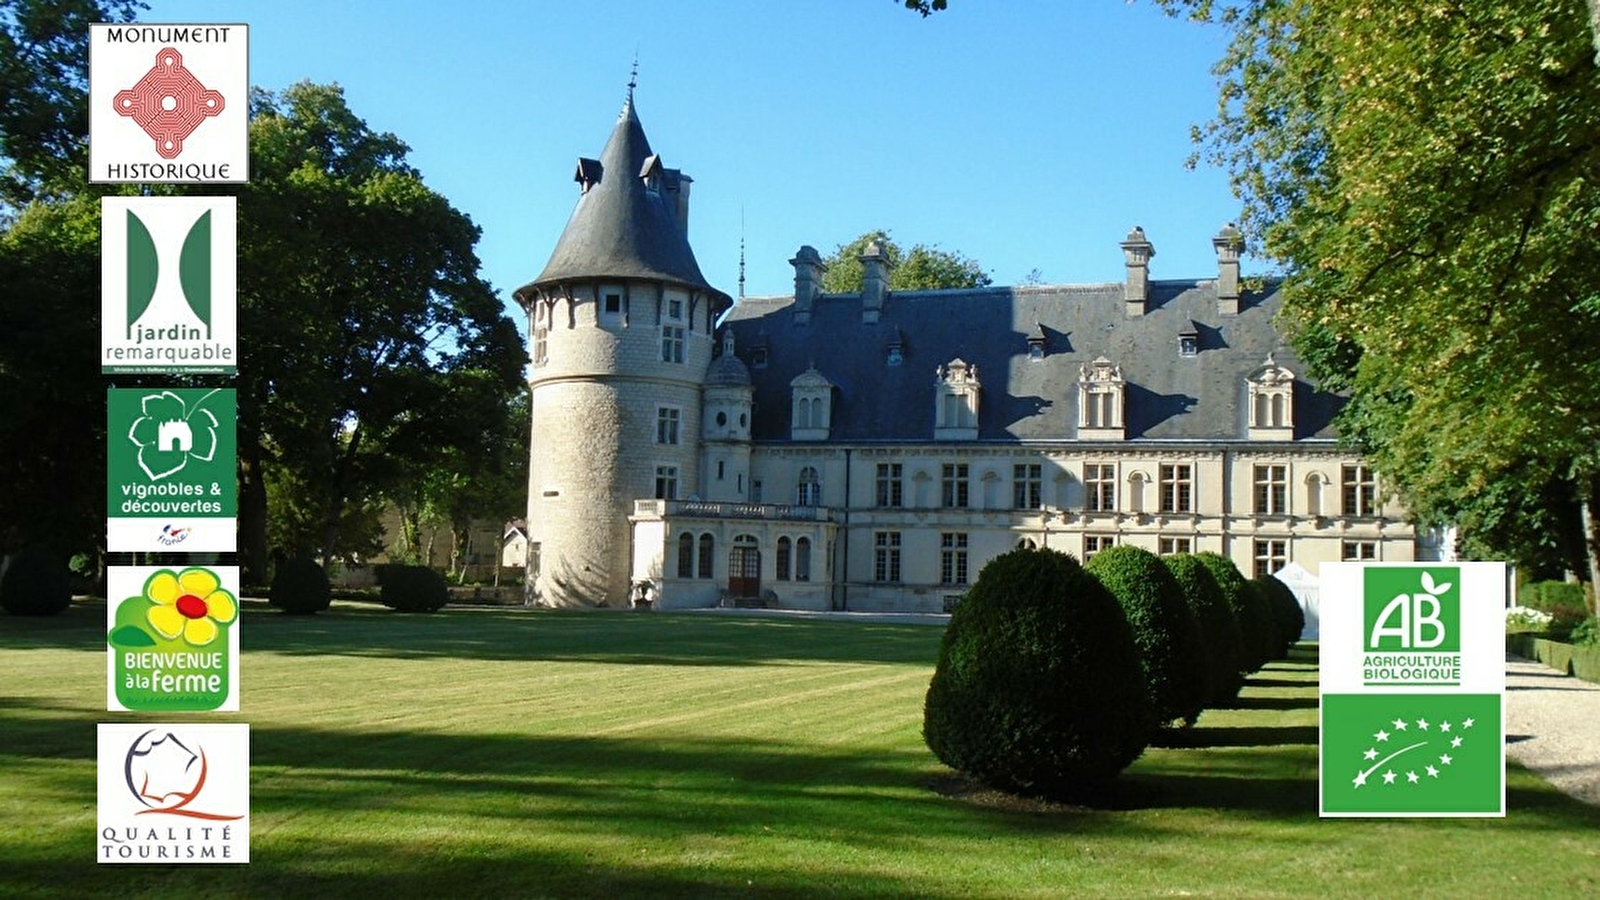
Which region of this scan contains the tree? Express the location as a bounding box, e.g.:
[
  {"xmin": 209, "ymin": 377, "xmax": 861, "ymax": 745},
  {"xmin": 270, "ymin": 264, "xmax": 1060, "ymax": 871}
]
[
  {"xmin": 0, "ymin": 0, "xmax": 141, "ymax": 575},
  {"xmin": 0, "ymin": 0, "xmax": 143, "ymax": 203},
  {"xmin": 819, "ymin": 230, "xmax": 991, "ymax": 294},
  {"xmin": 1173, "ymin": 0, "xmax": 1600, "ymax": 580},
  {"xmin": 234, "ymin": 82, "xmax": 526, "ymax": 574}
]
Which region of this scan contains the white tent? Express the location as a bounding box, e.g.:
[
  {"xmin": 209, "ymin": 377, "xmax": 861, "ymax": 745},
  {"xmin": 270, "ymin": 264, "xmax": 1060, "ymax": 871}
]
[{"xmin": 1272, "ymin": 561, "xmax": 1320, "ymax": 640}]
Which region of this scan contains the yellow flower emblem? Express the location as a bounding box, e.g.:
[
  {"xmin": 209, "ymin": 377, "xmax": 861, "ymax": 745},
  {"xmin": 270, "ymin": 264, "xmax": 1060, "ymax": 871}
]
[{"xmin": 145, "ymin": 568, "xmax": 236, "ymax": 646}]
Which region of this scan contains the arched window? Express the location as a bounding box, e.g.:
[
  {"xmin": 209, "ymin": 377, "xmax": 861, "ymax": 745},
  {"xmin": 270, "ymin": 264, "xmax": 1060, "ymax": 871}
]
[
  {"xmin": 795, "ymin": 537, "xmax": 812, "ymax": 582},
  {"xmin": 797, "ymin": 466, "xmax": 821, "ymax": 506},
  {"xmin": 790, "ymin": 368, "xmax": 833, "ymax": 440},
  {"xmin": 1077, "ymin": 356, "xmax": 1125, "ymax": 439},
  {"xmin": 698, "ymin": 533, "xmax": 715, "ymax": 579},
  {"xmin": 1247, "ymin": 354, "xmax": 1295, "ymax": 439},
  {"xmin": 776, "ymin": 537, "xmax": 792, "ymax": 581},
  {"xmin": 677, "ymin": 533, "xmax": 694, "ymax": 579},
  {"xmin": 935, "ymin": 358, "xmax": 981, "ymax": 440}
]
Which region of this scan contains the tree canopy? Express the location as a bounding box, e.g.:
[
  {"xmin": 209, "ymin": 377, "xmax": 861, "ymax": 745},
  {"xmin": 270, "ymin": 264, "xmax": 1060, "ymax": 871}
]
[
  {"xmin": 236, "ymin": 82, "xmax": 525, "ymax": 571},
  {"xmin": 1176, "ymin": 0, "xmax": 1600, "ymax": 578},
  {"xmin": 819, "ymin": 230, "xmax": 991, "ymax": 294},
  {"xmin": 0, "ymin": 0, "xmax": 527, "ymax": 581}
]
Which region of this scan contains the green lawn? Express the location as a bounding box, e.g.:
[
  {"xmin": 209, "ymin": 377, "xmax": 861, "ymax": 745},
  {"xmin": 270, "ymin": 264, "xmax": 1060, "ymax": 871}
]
[{"xmin": 3, "ymin": 601, "xmax": 1598, "ymax": 898}]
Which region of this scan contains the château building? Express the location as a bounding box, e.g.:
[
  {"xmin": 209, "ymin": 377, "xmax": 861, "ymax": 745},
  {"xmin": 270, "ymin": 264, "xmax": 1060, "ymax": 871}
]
[{"xmin": 514, "ymin": 96, "xmax": 1420, "ymax": 611}]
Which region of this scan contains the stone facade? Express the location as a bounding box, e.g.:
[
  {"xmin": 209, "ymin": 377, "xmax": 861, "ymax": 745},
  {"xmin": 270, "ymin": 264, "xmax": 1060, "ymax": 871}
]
[{"xmin": 516, "ymin": 99, "xmax": 1420, "ymax": 611}]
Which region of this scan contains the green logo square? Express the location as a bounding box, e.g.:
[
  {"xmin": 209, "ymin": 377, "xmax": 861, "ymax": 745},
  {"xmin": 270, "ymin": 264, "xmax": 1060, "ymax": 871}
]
[
  {"xmin": 1321, "ymin": 692, "xmax": 1502, "ymax": 815},
  {"xmin": 106, "ymin": 387, "xmax": 236, "ymax": 518},
  {"xmin": 1364, "ymin": 567, "xmax": 1459, "ymax": 653}
]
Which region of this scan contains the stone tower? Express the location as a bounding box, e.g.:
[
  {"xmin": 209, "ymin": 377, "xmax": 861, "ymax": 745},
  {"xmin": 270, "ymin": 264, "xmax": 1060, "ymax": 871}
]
[{"xmin": 515, "ymin": 96, "xmax": 731, "ymax": 607}]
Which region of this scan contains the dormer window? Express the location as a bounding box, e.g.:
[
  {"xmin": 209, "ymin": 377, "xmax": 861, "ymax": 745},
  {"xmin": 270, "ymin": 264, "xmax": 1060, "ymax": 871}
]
[
  {"xmin": 1078, "ymin": 356, "xmax": 1126, "ymax": 440},
  {"xmin": 934, "ymin": 358, "xmax": 980, "ymax": 440},
  {"xmin": 1179, "ymin": 322, "xmax": 1199, "ymax": 358},
  {"xmin": 640, "ymin": 154, "xmax": 664, "ymax": 193},
  {"xmin": 574, "ymin": 157, "xmax": 602, "ymax": 194},
  {"xmin": 1248, "ymin": 354, "xmax": 1295, "ymax": 440},
  {"xmin": 790, "ymin": 367, "xmax": 834, "ymax": 441},
  {"xmin": 1027, "ymin": 323, "xmax": 1047, "ymax": 361}
]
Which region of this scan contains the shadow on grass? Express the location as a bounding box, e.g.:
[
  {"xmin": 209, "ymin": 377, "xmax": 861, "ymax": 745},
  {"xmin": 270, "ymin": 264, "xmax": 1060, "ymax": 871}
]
[
  {"xmin": 1152, "ymin": 725, "xmax": 1320, "ymax": 749},
  {"xmin": 0, "ymin": 600, "xmax": 945, "ymax": 667},
  {"xmin": 1225, "ymin": 695, "xmax": 1319, "ymax": 711}
]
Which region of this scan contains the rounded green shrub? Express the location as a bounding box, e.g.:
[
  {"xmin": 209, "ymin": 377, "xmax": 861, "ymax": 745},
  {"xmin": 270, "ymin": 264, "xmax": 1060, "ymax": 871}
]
[
  {"xmin": 1252, "ymin": 574, "xmax": 1306, "ymax": 655},
  {"xmin": 1195, "ymin": 552, "xmax": 1275, "ymax": 676},
  {"xmin": 269, "ymin": 557, "xmax": 332, "ymax": 615},
  {"xmin": 1085, "ymin": 545, "xmax": 1208, "ymax": 728},
  {"xmin": 0, "ymin": 546, "xmax": 72, "ymax": 616},
  {"xmin": 1162, "ymin": 553, "xmax": 1244, "ymax": 705},
  {"xmin": 923, "ymin": 547, "xmax": 1151, "ymax": 801},
  {"xmin": 376, "ymin": 564, "xmax": 449, "ymax": 613}
]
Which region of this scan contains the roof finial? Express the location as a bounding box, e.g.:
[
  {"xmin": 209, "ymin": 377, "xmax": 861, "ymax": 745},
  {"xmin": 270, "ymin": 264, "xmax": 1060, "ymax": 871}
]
[
  {"xmin": 738, "ymin": 207, "xmax": 746, "ymax": 301},
  {"xmin": 626, "ymin": 52, "xmax": 638, "ymax": 105}
]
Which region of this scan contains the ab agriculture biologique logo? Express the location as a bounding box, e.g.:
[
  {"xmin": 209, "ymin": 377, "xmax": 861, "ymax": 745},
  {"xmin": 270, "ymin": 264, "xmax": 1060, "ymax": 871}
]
[
  {"xmin": 1362, "ymin": 567, "xmax": 1461, "ymax": 686},
  {"xmin": 1320, "ymin": 562, "xmax": 1505, "ymax": 817}
]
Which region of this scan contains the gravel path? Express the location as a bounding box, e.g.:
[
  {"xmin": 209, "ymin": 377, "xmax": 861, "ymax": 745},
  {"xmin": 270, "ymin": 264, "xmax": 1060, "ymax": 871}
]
[{"xmin": 1505, "ymin": 653, "xmax": 1600, "ymax": 806}]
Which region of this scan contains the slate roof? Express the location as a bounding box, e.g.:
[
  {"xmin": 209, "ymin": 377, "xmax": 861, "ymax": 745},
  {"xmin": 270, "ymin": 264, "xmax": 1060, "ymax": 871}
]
[
  {"xmin": 722, "ymin": 281, "xmax": 1343, "ymax": 443},
  {"xmin": 519, "ymin": 99, "xmax": 727, "ymax": 304}
]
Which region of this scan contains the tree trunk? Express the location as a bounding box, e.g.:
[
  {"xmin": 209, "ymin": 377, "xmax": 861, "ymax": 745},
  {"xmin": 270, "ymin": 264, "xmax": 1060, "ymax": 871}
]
[
  {"xmin": 238, "ymin": 446, "xmax": 270, "ymax": 585},
  {"xmin": 1589, "ymin": 0, "xmax": 1600, "ymax": 66},
  {"xmin": 1583, "ymin": 472, "xmax": 1600, "ymax": 614}
]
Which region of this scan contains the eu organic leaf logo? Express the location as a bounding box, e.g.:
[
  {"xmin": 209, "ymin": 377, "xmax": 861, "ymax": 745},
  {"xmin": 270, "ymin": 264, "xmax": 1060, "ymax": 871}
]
[{"xmin": 126, "ymin": 389, "xmax": 221, "ymax": 481}]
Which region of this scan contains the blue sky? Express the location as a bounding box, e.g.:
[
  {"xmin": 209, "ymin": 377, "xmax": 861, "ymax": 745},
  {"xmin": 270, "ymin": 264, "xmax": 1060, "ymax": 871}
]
[{"xmin": 143, "ymin": 0, "xmax": 1239, "ymax": 332}]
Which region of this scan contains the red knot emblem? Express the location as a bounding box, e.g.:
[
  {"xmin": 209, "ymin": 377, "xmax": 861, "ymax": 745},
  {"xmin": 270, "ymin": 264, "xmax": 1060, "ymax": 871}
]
[{"xmin": 113, "ymin": 48, "xmax": 225, "ymax": 159}]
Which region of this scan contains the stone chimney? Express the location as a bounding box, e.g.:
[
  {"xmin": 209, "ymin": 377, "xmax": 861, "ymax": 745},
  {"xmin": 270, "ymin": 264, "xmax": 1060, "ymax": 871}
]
[
  {"xmin": 790, "ymin": 245, "xmax": 824, "ymax": 325},
  {"xmin": 860, "ymin": 239, "xmax": 892, "ymax": 323},
  {"xmin": 1120, "ymin": 226, "xmax": 1155, "ymax": 316},
  {"xmin": 1213, "ymin": 222, "xmax": 1242, "ymax": 315}
]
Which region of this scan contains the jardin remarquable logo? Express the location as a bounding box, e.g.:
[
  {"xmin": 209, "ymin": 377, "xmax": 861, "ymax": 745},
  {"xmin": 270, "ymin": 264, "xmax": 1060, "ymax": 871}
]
[
  {"xmin": 98, "ymin": 722, "xmax": 249, "ymax": 864},
  {"xmin": 106, "ymin": 566, "xmax": 239, "ymax": 712},
  {"xmin": 101, "ymin": 196, "xmax": 237, "ymax": 374}
]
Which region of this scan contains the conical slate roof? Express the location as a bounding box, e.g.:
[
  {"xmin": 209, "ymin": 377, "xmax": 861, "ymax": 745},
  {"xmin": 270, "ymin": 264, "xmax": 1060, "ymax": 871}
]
[{"xmin": 523, "ymin": 98, "xmax": 726, "ymax": 300}]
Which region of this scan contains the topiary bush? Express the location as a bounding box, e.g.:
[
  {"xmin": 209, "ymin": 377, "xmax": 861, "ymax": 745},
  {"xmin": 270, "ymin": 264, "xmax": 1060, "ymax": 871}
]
[
  {"xmin": 1253, "ymin": 574, "xmax": 1306, "ymax": 656},
  {"xmin": 269, "ymin": 557, "xmax": 332, "ymax": 615},
  {"xmin": 1085, "ymin": 545, "xmax": 1209, "ymax": 728},
  {"xmin": 923, "ymin": 547, "xmax": 1151, "ymax": 801},
  {"xmin": 1162, "ymin": 553, "xmax": 1244, "ymax": 706},
  {"xmin": 0, "ymin": 546, "xmax": 72, "ymax": 616},
  {"xmin": 376, "ymin": 564, "xmax": 449, "ymax": 613},
  {"xmin": 1195, "ymin": 552, "xmax": 1276, "ymax": 676}
]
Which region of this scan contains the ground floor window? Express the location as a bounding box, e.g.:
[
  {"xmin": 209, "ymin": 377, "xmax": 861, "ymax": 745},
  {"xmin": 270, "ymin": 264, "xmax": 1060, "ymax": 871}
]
[
  {"xmin": 1158, "ymin": 537, "xmax": 1192, "ymax": 556},
  {"xmin": 795, "ymin": 537, "xmax": 812, "ymax": 582},
  {"xmin": 940, "ymin": 533, "xmax": 968, "ymax": 585},
  {"xmin": 1254, "ymin": 539, "xmax": 1288, "ymax": 578},
  {"xmin": 1084, "ymin": 534, "xmax": 1115, "ymax": 562},
  {"xmin": 874, "ymin": 531, "xmax": 901, "ymax": 582},
  {"xmin": 1341, "ymin": 540, "xmax": 1378, "ymax": 561}
]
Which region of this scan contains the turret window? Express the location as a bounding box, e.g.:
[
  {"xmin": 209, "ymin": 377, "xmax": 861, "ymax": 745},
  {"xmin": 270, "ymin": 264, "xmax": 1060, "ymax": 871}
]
[
  {"xmin": 533, "ymin": 328, "xmax": 548, "ymax": 367},
  {"xmin": 662, "ymin": 326, "xmax": 685, "ymax": 363},
  {"xmin": 655, "ymin": 466, "xmax": 678, "ymax": 500},
  {"xmin": 656, "ymin": 407, "xmax": 680, "ymax": 445}
]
